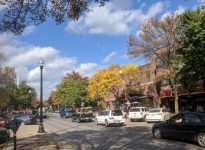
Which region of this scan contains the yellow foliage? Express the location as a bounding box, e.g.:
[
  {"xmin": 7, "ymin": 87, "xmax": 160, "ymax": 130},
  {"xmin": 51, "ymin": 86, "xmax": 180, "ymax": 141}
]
[{"xmin": 88, "ymin": 64, "xmax": 140, "ymax": 101}]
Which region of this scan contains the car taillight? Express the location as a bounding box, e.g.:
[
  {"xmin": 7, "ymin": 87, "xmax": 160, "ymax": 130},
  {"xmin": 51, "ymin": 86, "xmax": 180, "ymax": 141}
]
[{"xmin": 109, "ymin": 116, "xmax": 114, "ymax": 119}]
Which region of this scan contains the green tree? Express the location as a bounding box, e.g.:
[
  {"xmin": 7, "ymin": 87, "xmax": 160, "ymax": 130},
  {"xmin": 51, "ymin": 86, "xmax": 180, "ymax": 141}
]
[
  {"xmin": 177, "ymin": 9, "xmax": 205, "ymax": 92},
  {"xmin": 53, "ymin": 72, "xmax": 89, "ymax": 108},
  {"xmin": 14, "ymin": 81, "xmax": 36, "ymax": 109},
  {"xmin": 0, "ymin": 0, "xmax": 109, "ymax": 34}
]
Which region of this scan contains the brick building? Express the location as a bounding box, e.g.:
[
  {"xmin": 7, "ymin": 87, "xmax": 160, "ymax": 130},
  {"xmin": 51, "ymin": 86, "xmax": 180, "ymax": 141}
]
[{"xmin": 104, "ymin": 61, "xmax": 205, "ymax": 112}]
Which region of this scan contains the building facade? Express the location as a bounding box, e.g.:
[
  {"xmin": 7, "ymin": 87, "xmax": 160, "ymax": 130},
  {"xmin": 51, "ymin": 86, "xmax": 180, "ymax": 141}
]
[{"xmin": 104, "ymin": 62, "xmax": 157, "ymax": 110}]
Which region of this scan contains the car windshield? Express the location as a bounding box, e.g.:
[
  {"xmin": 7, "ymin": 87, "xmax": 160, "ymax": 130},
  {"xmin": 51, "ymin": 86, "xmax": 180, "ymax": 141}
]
[
  {"xmin": 21, "ymin": 115, "xmax": 30, "ymax": 120},
  {"xmin": 81, "ymin": 113, "xmax": 93, "ymax": 117},
  {"xmin": 112, "ymin": 110, "xmax": 122, "ymax": 116},
  {"xmin": 149, "ymin": 109, "xmax": 161, "ymax": 113},
  {"xmin": 130, "ymin": 108, "xmax": 140, "ymax": 112}
]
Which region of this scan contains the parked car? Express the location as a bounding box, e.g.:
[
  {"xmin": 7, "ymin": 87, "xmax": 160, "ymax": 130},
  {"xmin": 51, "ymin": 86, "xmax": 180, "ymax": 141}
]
[
  {"xmin": 38, "ymin": 108, "xmax": 48, "ymax": 118},
  {"xmin": 16, "ymin": 114, "xmax": 37, "ymax": 125},
  {"xmin": 60, "ymin": 111, "xmax": 74, "ymax": 118},
  {"xmin": 152, "ymin": 112, "xmax": 205, "ymax": 147},
  {"xmin": 95, "ymin": 110, "xmax": 125, "ymax": 127},
  {"xmin": 0, "ymin": 117, "xmax": 10, "ymax": 129},
  {"xmin": 129, "ymin": 107, "xmax": 148, "ymax": 122},
  {"xmin": 93, "ymin": 110, "xmax": 102, "ymax": 117},
  {"xmin": 146, "ymin": 108, "xmax": 171, "ymax": 122},
  {"xmin": 0, "ymin": 127, "xmax": 10, "ymax": 144},
  {"xmin": 72, "ymin": 113, "xmax": 94, "ymax": 123}
]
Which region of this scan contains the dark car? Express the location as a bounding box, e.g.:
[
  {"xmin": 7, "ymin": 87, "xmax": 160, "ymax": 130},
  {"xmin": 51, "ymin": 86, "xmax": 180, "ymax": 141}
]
[
  {"xmin": 60, "ymin": 111, "xmax": 74, "ymax": 118},
  {"xmin": 72, "ymin": 113, "xmax": 93, "ymax": 123},
  {"xmin": 0, "ymin": 127, "xmax": 10, "ymax": 144},
  {"xmin": 152, "ymin": 112, "xmax": 205, "ymax": 147}
]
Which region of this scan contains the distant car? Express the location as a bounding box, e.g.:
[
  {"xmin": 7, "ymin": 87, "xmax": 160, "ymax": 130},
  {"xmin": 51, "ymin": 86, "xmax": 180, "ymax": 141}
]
[
  {"xmin": 16, "ymin": 114, "xmax": 37, "ymax": 125},
  {"xmin": 146, "ymin": 108, "xmax": 171, "ymax": 122},
  {"xmin": 0, "ymin": 117, "xmax": 10, "ymax": 129},
  {"xmin": 0, "ymin": 127, "xmax": 10, "ymax": 144},
  {"xmin": 95, "ymin": 110, "xmax": 125, "ymax": 127},
  {"xmin": 152, "ymin": 112, "xmax": 205, "ymax": 147},
  {"xmin": 129, "ymin": 107, "xmax": 148, "ymax": 122},
  {"xmin": 72, "ymin": 113, "xmax": 94, "ymax": 123},
  {"xmin": 60, "ymin": 111, "xmax": 74, "ymax": 118},
  {"xmin": 38, "ymin": 110, "xmax": 47, "ymax": 118}
]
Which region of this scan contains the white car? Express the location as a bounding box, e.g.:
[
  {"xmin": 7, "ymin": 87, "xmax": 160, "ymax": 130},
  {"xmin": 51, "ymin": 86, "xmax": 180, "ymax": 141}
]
[
  {"xmin": 38, "ymin": 108, "xmax": 47, "ymax": 118},
  {"xmin": 146, "ymin": 108, "xmax": 171, "ymax": 122},
  {"xmin": 95, "ymin": 110, "xmax": 125, "ymax": 127},
  {"xmin": 129, "ymin": 107, "xmax": 148, "ymax": 122}
]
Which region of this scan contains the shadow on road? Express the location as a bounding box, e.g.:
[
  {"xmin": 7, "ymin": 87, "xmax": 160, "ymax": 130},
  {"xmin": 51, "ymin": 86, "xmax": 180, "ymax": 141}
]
[
  {"xmin": 57, "ymin": 126, "xmax": 201, "ymax": 150},
  {"xmin": 2, "ymin": 126, "xmax": 202, "ymax": 150}
]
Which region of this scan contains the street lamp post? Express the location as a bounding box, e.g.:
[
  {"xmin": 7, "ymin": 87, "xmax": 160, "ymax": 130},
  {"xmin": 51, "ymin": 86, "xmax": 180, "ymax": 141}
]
[{"xmin": 38, "ymin": 58, "xmax": 45, "ymax": 133}]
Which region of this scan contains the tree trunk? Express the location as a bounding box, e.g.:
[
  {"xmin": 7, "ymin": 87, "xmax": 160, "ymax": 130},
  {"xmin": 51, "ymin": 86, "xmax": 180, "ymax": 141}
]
[
  {"xmin": 173, "ymin": 84, "xmax": 179, "ymax": 114},
  {"xmin": 151, "ymin": 83, "xmax": 161, "ymax": 108}
]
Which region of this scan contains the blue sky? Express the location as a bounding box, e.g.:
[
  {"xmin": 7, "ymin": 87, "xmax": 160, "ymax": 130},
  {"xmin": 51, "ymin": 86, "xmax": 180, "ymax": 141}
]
[{"xmin": 0, "ymin": 0, "xmax": 200, "ymax": 99}]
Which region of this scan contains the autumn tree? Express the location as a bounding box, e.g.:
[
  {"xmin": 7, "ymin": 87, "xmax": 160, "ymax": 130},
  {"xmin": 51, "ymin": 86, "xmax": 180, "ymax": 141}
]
[
  {"xmin": 0, "ymin": 67, "xmax": 16, "ymax": 110},
  {"xmin": 88, "ymin": 64, "xmax": 140, "ymax": 108},
  {"xmin": 53, "ymin": 71, "xmax": 89, "ymax": 108},
  {"xmin": 47, "ymin": 91, "xmax": 55, "ymax": 107},
  {"xmin": 177, "ymin": 9, "xmax": 205, "ymax": 92},
  {"xmin": 0, "ymin": 0, "xmax": 109, "ymax": 34},
  {"xmin": 128, "ymin": 15, "xmax": 181, "ymax": 113}
]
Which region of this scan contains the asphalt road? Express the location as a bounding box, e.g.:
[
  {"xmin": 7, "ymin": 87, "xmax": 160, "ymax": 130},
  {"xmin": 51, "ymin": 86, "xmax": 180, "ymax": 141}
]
[{"xmin": 44, "ymin": 113, "xmax": 204, "ymax": 150}]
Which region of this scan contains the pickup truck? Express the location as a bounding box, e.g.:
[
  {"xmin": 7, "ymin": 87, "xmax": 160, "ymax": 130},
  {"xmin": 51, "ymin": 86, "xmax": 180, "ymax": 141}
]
[{"xmin": 71, "ymin": 113, "xmax": 94, "ymax": 123}]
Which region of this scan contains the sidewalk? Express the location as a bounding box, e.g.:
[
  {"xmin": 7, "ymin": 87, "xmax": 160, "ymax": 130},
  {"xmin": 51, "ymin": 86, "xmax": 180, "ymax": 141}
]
[{"xmin": 1, "ymin": 124, "xmax": 76, "ymax": 150}]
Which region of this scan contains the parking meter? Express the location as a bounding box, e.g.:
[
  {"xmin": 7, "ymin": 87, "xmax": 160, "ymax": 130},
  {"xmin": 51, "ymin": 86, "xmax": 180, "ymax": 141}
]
[
  {"xmin": 10, "ymin": 117, "xmax": 21, "ymax": 132},
  {"xmin": 9, "ymin": 117, "xmax": 21, "ymax": 150}
]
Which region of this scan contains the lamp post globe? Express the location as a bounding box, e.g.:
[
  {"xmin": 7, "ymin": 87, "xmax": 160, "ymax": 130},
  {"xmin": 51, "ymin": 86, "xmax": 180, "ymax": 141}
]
[{"xmin": 38, "ymin": 57, "xmax": 45, "ymax": 133}]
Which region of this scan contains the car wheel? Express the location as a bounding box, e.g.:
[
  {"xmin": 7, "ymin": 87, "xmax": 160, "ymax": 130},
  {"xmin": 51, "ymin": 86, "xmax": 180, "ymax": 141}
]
[
  {"xmin": 196, "ymin": 132, "xmax": 205, "ymax": 147},
  {"xmin": 105, "ymin": 120, "xmax": 109, "ymax": 127},
  {"xmin": 95, "ymin": 119, "xmax": 99, "ymax": 125},
  {"xmin": 153, "ymin": 128, "xmax": 162, "ymax": 139}
]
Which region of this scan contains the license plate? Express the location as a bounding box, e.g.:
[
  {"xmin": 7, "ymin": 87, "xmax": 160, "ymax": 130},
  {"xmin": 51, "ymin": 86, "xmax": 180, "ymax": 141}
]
[{"xmin": 116, "ymin": 120, "xmax": 120, "ymax": 123}]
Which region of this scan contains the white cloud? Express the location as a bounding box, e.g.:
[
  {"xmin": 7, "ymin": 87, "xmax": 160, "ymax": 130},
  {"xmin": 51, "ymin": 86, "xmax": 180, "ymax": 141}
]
[
  {"xmin": 75, "ymin": 63, "xmax": 98, "ymax": 77},
  {"xmin": 0, "ymin": 34, "xmax": 97, "ymax": 99},
  {"xmin": 7, "ymin": 46, "xmax": 58, "ymax": 67},
  {"xmin": 65, "ymin": 1, "xmax": 165, "ymax": 35},
  {"xmin": 23, "ymin": 26, "xmax": 36, "ymax": 35},
  {"xmin": 102, "ymin": 51, "xmax": 117, "ymax": 63},
  {"xmin": 147, "ymin": 2, "xmax": 164, "ymax": 18},
  {"xmin": 161, "ymin": 6, "xmax": 185, "ymax": 19},
  {"xmin": 161, "ymin": 11, "xmax": 171, "ymax": 19},
  {"xmin": 174, "ymin": 6, "xmax": 185, "ymax": 15}
]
